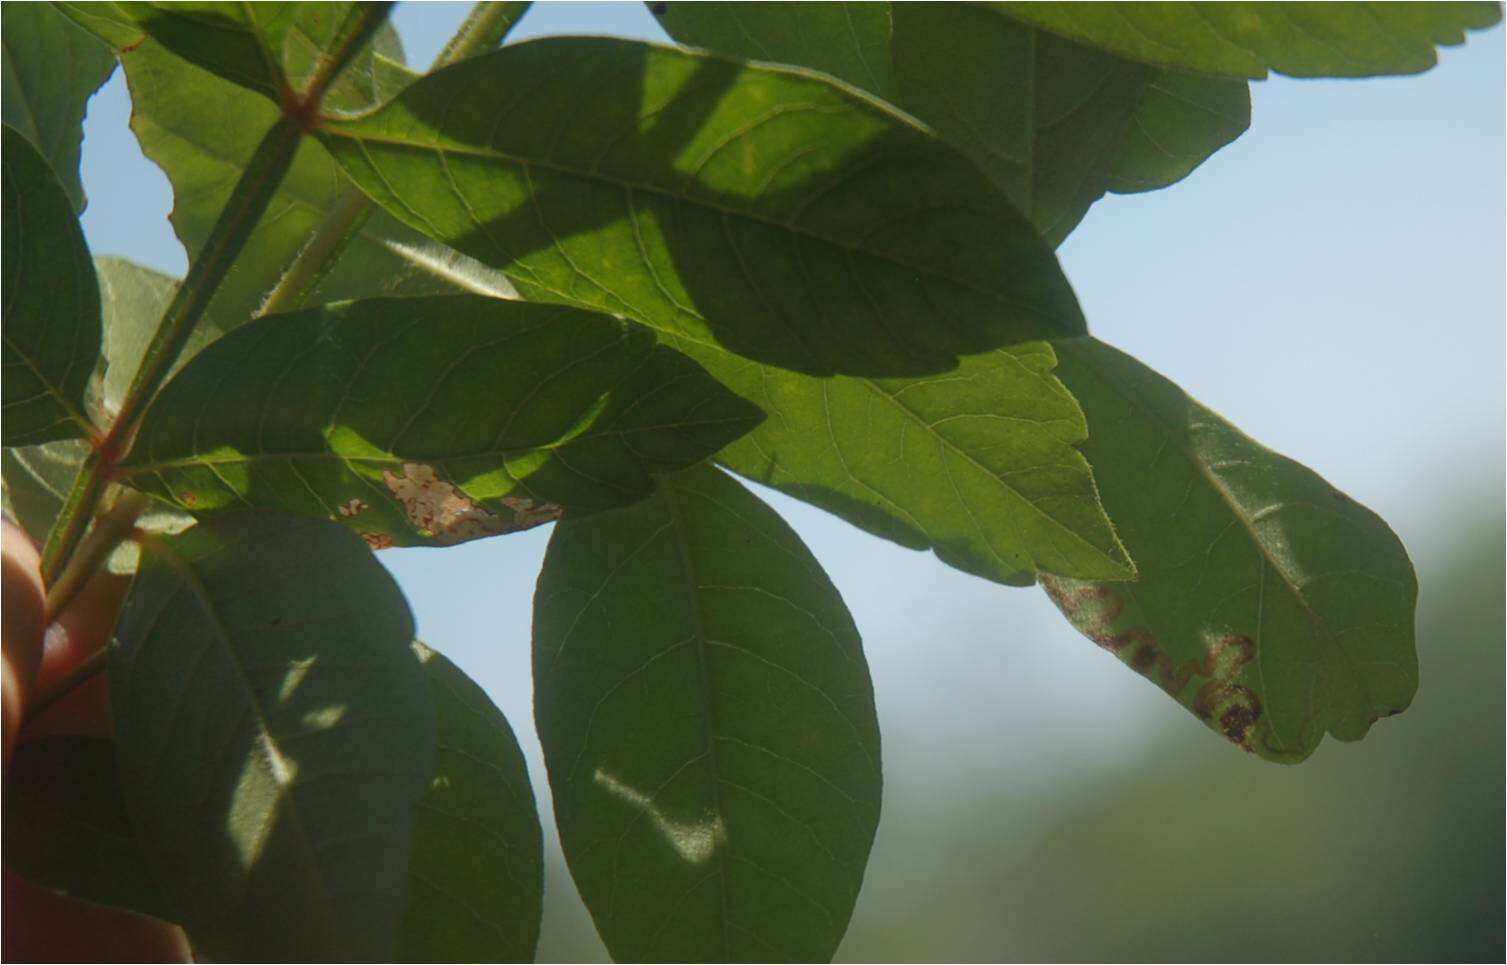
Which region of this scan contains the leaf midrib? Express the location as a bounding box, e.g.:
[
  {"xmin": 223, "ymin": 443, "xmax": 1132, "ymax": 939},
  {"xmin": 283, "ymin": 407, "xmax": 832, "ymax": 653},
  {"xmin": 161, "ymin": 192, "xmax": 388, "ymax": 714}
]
[
  {"xmin": 143, "ymin": 534, "xmax": 347, "ymax": 954},
  {"xmin": 657, "ymin": 476, "xmax": 731, "ymax": 959},
  {"xmin": 319, "ymin": 125, "xmax": 1074, "ymax": 324}
]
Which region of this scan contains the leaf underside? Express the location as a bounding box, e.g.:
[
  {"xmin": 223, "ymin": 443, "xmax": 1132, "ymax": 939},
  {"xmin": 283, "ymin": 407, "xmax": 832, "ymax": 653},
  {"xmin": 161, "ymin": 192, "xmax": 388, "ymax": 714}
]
[
  {"xmin": 1042, "ymin": 338, "xmax": 1418, "ymax": 762},
  {"xmin": 2, "ymin": 125, "xmax": 101, "ymax": 446},
  {"xmin": 119, "ymin": 295, "xmax": 762, "ymax": 548},
  {"xmin": 403, "ymin": 642, "xmax": 544, "ymax": 962},
  {"xmin": 110, "ymin": 511, "xmax": 435, "ymax": 960},
  {"xmin": 0, "ymin": 2, "xmax": 116, "ymax": 211},
  {"xmin": 993, "ymin": 1, "xmax": 1503, "ymax": 79},
  {"xmin": 654, "ymin": 2, "xmax": 1250, "ymax": 245},
  {"xmin": 320, "ymin": 36, "xmax": 1088, "ymax": 378},
  {"xmin": 535, "ymin": 464, "xmax": 882, "ymax": 961}
]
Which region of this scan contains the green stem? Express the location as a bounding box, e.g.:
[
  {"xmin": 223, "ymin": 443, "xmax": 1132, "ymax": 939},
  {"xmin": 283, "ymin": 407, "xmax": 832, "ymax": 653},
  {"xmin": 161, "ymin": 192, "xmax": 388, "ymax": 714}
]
[
  {"xmin": 39, "ymin": 4, "xmax": 398, "ymax": 585},
  {"xmin": 258, "ymin": 1, "xmax": 531, "ymax": 318},
  {"xmin": 257, "ymin": 188, "xmax": 376, "ymax": 317},
  {"xmin": 43, "ymin": 490, "xmax": 149, "ymax": 626},
  {"xmin": 433, "ymin": 1, "xmax": 533, "ymax": 68}
]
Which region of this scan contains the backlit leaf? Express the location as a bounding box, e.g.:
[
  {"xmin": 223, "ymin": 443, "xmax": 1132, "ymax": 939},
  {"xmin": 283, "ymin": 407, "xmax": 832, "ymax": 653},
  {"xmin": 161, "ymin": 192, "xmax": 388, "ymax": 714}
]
[
  {"xmin": 2, "ymin": 125, "xmax": 100, "ymax": 445},
  {"xmin": 110, "ymin": 510, "xmax": 434, "ymax": 959},
  {"xmin": 993, "ymin": 2, "xmax": 1502, "ymax": 79},
  {"xmin": 675, "ymin": 336, "xmax": 1134, "ymax": 584},
  {"xmin": 1, "ymin": 2, "xmax": 116, "ymax": 211},
  {"xmin": 119, "ymin": 37, "xmax": 507, "ymax": 333},
  {"xmin": 655, "ymin": 2, "xmax": 1249, "ymax": 244},
  {"xmin": 1042, "ymin": 338, "xmax": 1418, "ymax": 762},
  {"xmin": 113, "ymin": 1, "xmax": 389, "ymax": 105},
  {"xmin": 118, "ymin": 295, "xmax": 763, "ymax": 548},
  {"xmin": 402, "ymin": 642, "xmax": 544, "ymax": 962},
  {"xmin": 534, "ymin": 464, "xmax": 882, "ymax": 961},
  {"xmin": 319, "ymin": 36, "xmax": 1086, "ymax": 378}
]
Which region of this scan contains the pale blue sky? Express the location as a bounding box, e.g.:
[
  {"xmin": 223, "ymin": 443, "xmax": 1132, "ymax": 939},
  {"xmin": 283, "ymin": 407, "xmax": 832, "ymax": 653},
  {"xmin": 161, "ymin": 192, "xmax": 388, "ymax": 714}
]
[{"xmin": 75, "ymin": 4, "xmax": 1504, "ymax": 957}]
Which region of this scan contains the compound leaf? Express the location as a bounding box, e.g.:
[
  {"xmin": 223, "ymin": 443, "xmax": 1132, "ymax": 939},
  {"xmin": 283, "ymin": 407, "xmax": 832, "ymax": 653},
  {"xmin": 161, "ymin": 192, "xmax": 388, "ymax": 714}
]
[
  {"xmin": 2, "ymin": 125, "xmax": 100, "ymax": 445},
  {"xmin": 534, "ymin": 464, "xmax": 882, "ymax": 961},
  {"xmin": 402, "ymin": 642, "xmax": 544, "ymax": 962},
  {"xmin": 1, "ymin": 735, "xmax": 177, "ymax": 924},
  {"xmin": 119, "ymin": 36, "xmax": 505, "ymax": 334},
  {"xmin": 112, "ymin": 1, "xmax": 391, "ymax": 106},
  {"xmin": 110, "ymin": 510, "xmax": 434, "ymax": 960},
  {"xmin": 1042, "ymin": 338, "xmax": 1418, "ymax": 762},
  {"xmin": 676, "ymin": 337, "xmax": 1133, "ymax": 584},
  {"xmin": 655, "ymin": 2, "xmax": 1249, "ymax": 244},
  {"xmin": 319, "ymin": 36, "xmax": 1086, "ymax": 378},
  {"xmin": 1, "ymin": 2, "xmax": 115, "ymax": 211},
  {"xmin": 993, "ymin": 2, "xmax": 1503, "ymax": 79},
  {"xmin": 1, "ymin": 256, "xmax": 197, "ymax": 554},
  {"xmin": 118, "ymin": 295, "xmax": 762, "ymax": 548}
]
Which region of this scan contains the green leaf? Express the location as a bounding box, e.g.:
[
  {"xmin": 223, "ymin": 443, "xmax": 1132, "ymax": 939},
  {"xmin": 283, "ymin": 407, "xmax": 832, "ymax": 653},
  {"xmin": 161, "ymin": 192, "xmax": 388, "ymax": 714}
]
[
  {"xmin": 1041, "ymin": 338, "xmax": 1418, "ymax": 762},
  {"xmin": 1, "ymin": 2, "xmax": 116, "ymax": 211},
  {"xmin": 113, "ymin": 1, "xmax": 390, "ymax": 105},
  {"xmin": 534, "ymin": 464, "xmax": 882, "ymax": 961},
  {"xmin": 110, "ymin": 510, "xmax": 435, "ymax": 959},
  {"xmin": 54, "ymin": 2, "xmax": 148, "ymax": 50},
  {"xmin": 2, "ymin": 125, "xmax": 101, "ymax": 445},
  {"xmin": 403, "ymin": 642, "xmax": 544, "ymax": 962},
  {"xmin": 1, "ymin": 735, "xmax": 177, "ymax": 924},
  {"xmin": 654, "ymin": 2, "xmax": 1249, "ymax": 244},
  {"xmin": 118, "ymin": 295, "xmax": 763, "ymax": 548},
  {"xmin": 319, "ymin": 36, "xmax": 1087, "ymax": 378},
  {"xmin": 1, "ymin": 257, "xmax": 197, "ymax": 559},
  {"xmin": 119, "ymin": 37, "xmax": 504, "ymax": 332},
  {"xmin": 676, "ymin": 337, "xmax": 1133, "ymax": 584},
  {"xmin": 1100, "ymin": 69, "xmax": 1251, "ymax": 195},
  {"xmin": 993, "ymin": 1, "xmax": 1503, "ymax": 79},
  {"xmin": 1, "ymin": 439, "xmax": 92, "ymax": 548}
]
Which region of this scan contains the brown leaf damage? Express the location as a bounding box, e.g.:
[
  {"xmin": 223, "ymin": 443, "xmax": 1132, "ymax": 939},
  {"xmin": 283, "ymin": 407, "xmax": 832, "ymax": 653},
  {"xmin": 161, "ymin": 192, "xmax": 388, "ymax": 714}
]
[
  {"xmin": 381, "ymin": 463, "xmax": 563, "ymax": 545},
  {"xmin": 1041, "ymin": 577, "xmax": 1265, "ymax": 753}
]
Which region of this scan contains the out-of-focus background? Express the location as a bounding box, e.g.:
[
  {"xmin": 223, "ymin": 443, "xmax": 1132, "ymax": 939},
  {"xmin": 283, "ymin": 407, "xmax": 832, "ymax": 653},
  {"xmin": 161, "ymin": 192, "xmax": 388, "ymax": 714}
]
[{"xmin": 76, "ymin": 3, "xmax": 1505, "ymax": 960}]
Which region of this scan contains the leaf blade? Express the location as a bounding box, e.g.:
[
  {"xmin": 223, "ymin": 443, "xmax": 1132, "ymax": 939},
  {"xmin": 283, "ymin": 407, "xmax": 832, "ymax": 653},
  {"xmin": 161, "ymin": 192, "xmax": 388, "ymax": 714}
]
[
  {"xmin": 110, "ymin": 510, "xmax": 435, "ymax": 959},
  {"xmin": 402, "ymin": 642, "xmax": 544, "ymax": 962},
  {"xmin": 0, "ymin": 2, "xmax": 116, "ymax": 211},
  {"xmin": 2, "ymin": 125, "xmax": 101, "ymax": 445},
  {"xmin": 678, "ymin": 337, "xmax": 1134, "ymax": 584},
  {"xmin": 1043, "ymin": 338, "xmax": 1418, "ymax": 761},
  {"xmin": 319, "ymin": 36, "xmax": 1086, "ymax": 377},
  {"xmin": 992, "ymin": 2, "xmax": 1502, "ymax": 79},
  {"xmin": 117, "ymin": 295, "xmax": 763, "ymax": 547},
  {"xmin": 534, "ymin": 464, "xmax": 882, "ymax": 961}
]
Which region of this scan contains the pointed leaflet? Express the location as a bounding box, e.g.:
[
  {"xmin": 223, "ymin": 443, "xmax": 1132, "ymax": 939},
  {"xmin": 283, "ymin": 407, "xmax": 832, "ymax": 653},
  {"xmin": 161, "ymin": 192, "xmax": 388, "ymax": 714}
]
[
  {"xmin": 404, "ymin": 642, "xmax": 544, "ymax": 962},
  {"xmin": 318, "ymin": 36, "xmax": 1087, "ymax": 378},
  {"xmin": 117, "ymin": 295, "xmax": 763, "ymax": 548},
  {"xmin": 111, "ymin": 1, "xmax": 394, "ymax": 107},
  {"xmin": 993, "ymin": 2, "xmax": 1502, "ymax": 79},
  {"xmin": 2, "ymin": 126, "xmax": 101, "ymax": 445},
  {"xmin": 110, "ymin": 511, "xmax": 434, "ymax": 959},
  {"xmin": 1, "ymin": 2, "xmax": 115, "ymax": 211},
  {"xmin": 2, "ymin": 736, "xmax": 178, "ymax": 924},
  {"xmin": 119, "ymin": 35, "xmax": 510, "ymax": 333},
  {"xmin": 654, "ymin": 2, "xmax": 1249, "ymax": 244},
  {"xmin": 534, "ymin": 464, "xmax": 882, "ymax": 961},
  {"xmin": 676, "ymin": 337, "xmax": 1133, "ymax": 584},
  {"xmin": 1041, "ymin": 338, "xmax": 1417, "ymax": 762}
]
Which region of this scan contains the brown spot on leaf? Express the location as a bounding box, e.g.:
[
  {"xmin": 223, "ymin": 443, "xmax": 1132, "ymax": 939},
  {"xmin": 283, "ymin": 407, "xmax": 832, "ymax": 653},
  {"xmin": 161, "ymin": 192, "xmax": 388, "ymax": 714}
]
[
  {"xmin": 361, "ymin": 532, "xmax": 394, "ymax": 551},
  {"xmin": 337, "ymin": 498, "xmax": 368, "ymax": 518},
  {"xmin": 383, "ymin": 463, "xmax": 507, "ymax": 545},
  {"xmin": 179, "ymin": 491, "xmax": 197, "ymax": 506}
]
